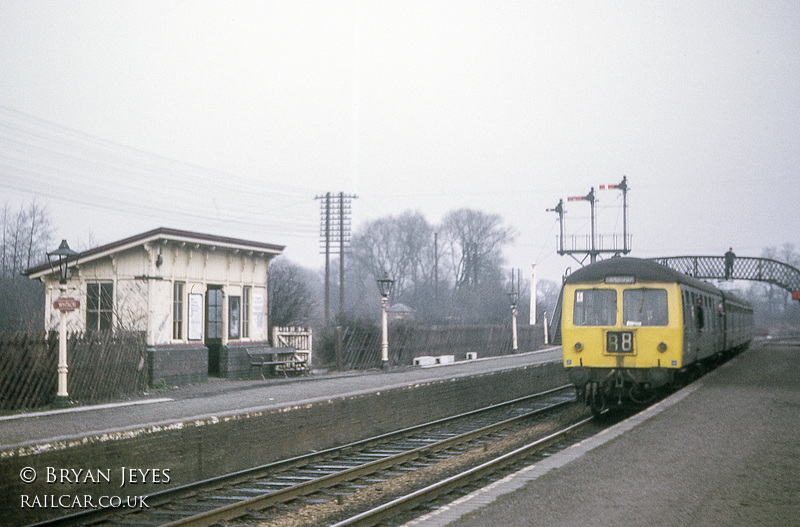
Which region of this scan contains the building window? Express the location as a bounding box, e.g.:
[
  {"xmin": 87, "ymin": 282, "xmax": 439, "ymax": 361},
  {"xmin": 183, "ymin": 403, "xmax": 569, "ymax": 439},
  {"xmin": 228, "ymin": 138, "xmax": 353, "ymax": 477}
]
[
  {"xmin": 173, "ymin": 282, "xmax": 184, "ymax": 339},
  {"xmin": 229, "ymin": 296, "xmax": 241, "ymax": 340},
  {"xmin": 86, "ymin": 282, "xmax": 113, "ymax": 332},
  {"xmin": 242, "ymin": 286, "xmax": 251, "ymax": 338}
]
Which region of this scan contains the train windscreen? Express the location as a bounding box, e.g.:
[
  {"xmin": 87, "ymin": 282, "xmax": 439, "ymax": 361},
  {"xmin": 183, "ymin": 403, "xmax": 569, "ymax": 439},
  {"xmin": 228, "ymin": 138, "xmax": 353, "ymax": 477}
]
[
  {"xmin": 623, "ymin": 288, "xmax": 668, "ymax": 326},
  {"xmin": 573, "ymin": 289, "xmax": 617, "ymax": 326}
]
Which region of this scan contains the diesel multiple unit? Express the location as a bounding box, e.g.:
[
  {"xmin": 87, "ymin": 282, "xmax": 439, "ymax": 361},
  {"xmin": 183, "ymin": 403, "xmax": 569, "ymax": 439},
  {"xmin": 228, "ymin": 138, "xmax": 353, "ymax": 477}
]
[{"xmin": 561, "ymin": 257, "xmax": 753, "ymax": 416}]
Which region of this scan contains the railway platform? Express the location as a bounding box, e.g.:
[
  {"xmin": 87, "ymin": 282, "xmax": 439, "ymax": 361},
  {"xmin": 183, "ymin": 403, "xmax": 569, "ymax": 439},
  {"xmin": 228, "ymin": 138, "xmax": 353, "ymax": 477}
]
[
  {"xmin": 0, "ymin": 348, "xmax": 560, "ymax": 449},
  {"xmin": 415, "ymin": 337, "xmax": 800, "ymax": 527},
  {"xmin": 1, "ymin": 347, "xmax": 565, "ymax": 525}
]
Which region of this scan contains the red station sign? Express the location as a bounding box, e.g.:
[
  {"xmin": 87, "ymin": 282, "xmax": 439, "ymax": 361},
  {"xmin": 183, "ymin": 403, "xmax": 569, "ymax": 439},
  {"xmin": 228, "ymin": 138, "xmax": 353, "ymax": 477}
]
[{"xmin": 53, "ymin": 297, "xmax": 80, "ymax": 312}]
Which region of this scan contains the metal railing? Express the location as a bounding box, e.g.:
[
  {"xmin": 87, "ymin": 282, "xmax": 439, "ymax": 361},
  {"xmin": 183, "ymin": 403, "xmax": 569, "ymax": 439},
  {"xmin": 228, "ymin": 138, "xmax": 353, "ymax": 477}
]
[{"xmin": 649, "ymin": 256, "xmax": 800, "ymax": 295}]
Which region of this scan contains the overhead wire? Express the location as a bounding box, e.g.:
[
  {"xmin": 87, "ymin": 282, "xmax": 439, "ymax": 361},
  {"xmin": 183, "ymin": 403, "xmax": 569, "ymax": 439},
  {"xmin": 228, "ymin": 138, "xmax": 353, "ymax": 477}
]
[
  {"xmin": 0, "ymin": 105, "xmax": 310, "ymax": 199},
  {"xmin": 0, "ymin": 106, "xmax": 321, "ymax": 238},
  {"xmin": 0, "ymin": 115, "xmax": 315, "ymax": 221}
]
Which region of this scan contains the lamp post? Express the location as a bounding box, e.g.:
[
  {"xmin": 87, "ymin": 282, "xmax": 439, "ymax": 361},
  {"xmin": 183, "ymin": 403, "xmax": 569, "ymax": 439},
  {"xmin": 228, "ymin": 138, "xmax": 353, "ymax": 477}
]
[
  {"xmin": 509, "ymin": 291, "xmax": 519, "ymax": 353},
  {"xmin": 47, "ymin": 239, "xmax": 79, "ymax": 406},
  {"xmin": 376, "ymin": 274, "xmax": 394, "ymax": 369}
]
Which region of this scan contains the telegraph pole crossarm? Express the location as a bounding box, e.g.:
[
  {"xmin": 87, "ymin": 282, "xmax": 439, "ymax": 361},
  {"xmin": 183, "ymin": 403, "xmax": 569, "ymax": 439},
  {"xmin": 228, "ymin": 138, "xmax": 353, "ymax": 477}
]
[{"xmin": 316, "ymin": 192, "xmax": 358, "ymax": 324}]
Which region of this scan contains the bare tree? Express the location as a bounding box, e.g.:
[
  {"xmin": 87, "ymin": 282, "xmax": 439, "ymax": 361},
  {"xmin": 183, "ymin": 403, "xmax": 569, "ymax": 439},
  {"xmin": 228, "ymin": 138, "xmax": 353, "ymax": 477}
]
[
  {"xmin": 439, "ymin": 208, "xmax": 516, "ymax": 291},
  {"xmin": 346, "ymin": 208, "xmax": 518, "ymax": 324},
  {"xmin": 536, "ymin": 278, "xmax": 562, "ymax": 325},
  {"xmin": 268, "ymin": 257, "xmax": 322, "ymax": 332},
  {"xmin": 0, "ymin": 200, "xmax": 53, "ymax": 332},
  {"xmin": 743, "ymin": 245, "xmax": 800, "ymax": 329},
  {"xmin": 351, "ymin": 211, "xmax": 435, "ymax": 300}
]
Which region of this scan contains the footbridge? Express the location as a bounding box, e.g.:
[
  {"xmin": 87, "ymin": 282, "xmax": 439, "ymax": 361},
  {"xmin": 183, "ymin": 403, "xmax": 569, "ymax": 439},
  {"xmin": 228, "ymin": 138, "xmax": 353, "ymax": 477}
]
[{"xmin": 649, "ymin": 256, "xmax": 800, "ymax": 300}]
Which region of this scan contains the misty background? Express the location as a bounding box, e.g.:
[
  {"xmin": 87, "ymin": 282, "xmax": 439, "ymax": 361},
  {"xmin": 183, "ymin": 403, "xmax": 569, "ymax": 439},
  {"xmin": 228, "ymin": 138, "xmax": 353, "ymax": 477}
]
[{"xmin": 1, "ymin": 2, "xmax": 799, "ymax": 331}]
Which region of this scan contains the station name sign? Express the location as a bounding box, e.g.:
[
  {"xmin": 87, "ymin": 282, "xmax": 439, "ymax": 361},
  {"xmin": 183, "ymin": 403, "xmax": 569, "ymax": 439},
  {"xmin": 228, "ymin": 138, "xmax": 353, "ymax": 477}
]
[{"xmin": 54, "ymin": 297, "xmax": 80, "ymax": 312}]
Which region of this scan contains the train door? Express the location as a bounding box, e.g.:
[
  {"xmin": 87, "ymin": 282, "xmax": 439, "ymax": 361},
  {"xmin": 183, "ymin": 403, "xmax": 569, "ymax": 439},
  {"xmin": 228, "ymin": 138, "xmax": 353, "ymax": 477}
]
[
  {"xmin": 720, "ymin": 298, "xmax": 729, "ymax": 351},
  {"xmin": 682, "ymin": 289, "xmax": 691, "ymax": 359},
  {"xmin": 690, "ymin": 291, "xmax": 705, "ymax": 361},
  {"xmin": 206, "ymin": 285, "xmax": 224, "ymax": 376},
  {"xmin": 714, "ymin": 297, "xmax": 724, "ymax": 352}
]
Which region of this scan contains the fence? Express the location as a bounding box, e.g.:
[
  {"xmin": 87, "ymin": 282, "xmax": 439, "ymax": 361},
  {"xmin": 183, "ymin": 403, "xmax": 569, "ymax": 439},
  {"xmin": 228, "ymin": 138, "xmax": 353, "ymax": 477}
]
[
  {"xmin": 319, "ymin": 323, "xmax": 545, "ymax": 371},
  {"xmin": 272, "ymin": 326, "xmax": 313, "ymax": 353},
  {"xmin": 0, "ymin": 331, "xmax": 147, "ymax": 411}
]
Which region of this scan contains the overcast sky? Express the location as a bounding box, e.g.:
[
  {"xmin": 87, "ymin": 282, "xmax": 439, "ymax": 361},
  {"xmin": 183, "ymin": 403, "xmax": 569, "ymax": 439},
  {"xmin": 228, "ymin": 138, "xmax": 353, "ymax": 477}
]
[{"xmin": 1, "ymin": 1, "xmax": 798, "ymax": 285}]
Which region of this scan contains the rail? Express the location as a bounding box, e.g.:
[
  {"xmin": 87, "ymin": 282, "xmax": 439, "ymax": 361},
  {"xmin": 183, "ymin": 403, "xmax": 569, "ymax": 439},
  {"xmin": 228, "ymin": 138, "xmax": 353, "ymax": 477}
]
[
  {"xmin": 331, "ymin": 417, "xmax": 595, "ymax": 527},
  {"xmin": 162, "ymin": 387, "xmax": 576, "ymax": 527},
  {"xmin": 33, "ymin": 386, "xmax": 575, "ymax": 527}
]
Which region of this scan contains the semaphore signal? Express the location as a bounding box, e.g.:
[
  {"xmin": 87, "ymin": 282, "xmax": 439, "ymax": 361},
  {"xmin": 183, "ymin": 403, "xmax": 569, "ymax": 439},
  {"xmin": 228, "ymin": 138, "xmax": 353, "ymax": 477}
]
[{"xmin": 548, "ymin": 176, "xmax": 631, "ymax": 266}]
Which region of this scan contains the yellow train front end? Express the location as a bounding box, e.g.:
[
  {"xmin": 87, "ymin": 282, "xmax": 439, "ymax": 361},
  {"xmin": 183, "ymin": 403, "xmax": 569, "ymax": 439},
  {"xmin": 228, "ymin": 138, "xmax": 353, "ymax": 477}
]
[{"xmin": 562, "ymin": 278, "xmax": 684, "ymax": 415}]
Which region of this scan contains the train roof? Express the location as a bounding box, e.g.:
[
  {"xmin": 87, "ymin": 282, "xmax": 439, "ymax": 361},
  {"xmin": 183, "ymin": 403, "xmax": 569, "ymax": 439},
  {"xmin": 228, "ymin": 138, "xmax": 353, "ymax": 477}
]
[{"xmin": 564, "ymin": 257, "xmax": 720, "ymax": 294}]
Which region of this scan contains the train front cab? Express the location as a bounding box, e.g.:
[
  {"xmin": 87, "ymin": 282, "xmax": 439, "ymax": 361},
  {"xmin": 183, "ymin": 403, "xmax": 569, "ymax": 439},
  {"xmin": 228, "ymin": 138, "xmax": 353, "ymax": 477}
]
[{"xmin": 562, "ymin": 280, "xmax": 685, "ymax": 413}]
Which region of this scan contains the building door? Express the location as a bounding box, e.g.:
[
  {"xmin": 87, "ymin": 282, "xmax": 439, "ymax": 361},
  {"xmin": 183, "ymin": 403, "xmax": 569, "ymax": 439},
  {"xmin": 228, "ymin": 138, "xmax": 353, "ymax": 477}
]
[{"xmin": 206, "ymin": 285, "xmax": 224, "ymax": 375}]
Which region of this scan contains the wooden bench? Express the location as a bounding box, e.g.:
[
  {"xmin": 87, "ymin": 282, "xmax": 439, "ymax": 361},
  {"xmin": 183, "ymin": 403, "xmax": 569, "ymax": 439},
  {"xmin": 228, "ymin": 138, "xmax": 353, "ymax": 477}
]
[{"xmin": 245, "ymin": 345, "xmax": 309, "ymax": 378}]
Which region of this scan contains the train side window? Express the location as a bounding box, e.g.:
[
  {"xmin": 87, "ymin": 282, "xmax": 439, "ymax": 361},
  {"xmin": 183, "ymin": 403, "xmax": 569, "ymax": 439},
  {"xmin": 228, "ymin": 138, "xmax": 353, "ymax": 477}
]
[
  {"xmin": 683, "ymin": 291, "xmax": 691, "ymax": 328},
  {"xmin": 623, "ymin": 288, "xmax": 668, "ymax": 326},
  {"xmin": 573, "ymin": 289, "xmax": 617, "ymax": 326},
  {"xmin": 707, "ymin": 298, "xmax": 714, "ymax": 330},
  {"xmin": 694, "ymin": 296, "xmax": 705, "ymax": 331}
]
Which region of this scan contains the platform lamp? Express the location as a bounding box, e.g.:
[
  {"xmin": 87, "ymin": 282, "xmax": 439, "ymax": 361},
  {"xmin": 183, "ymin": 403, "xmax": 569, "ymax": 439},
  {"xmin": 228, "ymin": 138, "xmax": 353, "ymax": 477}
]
[
  {"xmin": 47, "ymin": 239, "xmax": 79, "ymax": 406},
  {"xmin": 47, "ymin": 239, "xmax": 79, "ymax": 284},
  {"xmin": 509, "ymin": 290, "xmax": 519, "ymax": 353},
  {"xmin": 376, "ymin": 274, "xmax": 394, "ymax": 369}
]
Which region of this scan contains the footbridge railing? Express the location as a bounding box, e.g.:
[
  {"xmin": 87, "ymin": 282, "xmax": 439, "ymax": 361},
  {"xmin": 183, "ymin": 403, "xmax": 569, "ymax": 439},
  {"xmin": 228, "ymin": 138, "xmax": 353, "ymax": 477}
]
[{"xmin": 649, "ymin": 256, "xmax": 800, "ymax": 300}]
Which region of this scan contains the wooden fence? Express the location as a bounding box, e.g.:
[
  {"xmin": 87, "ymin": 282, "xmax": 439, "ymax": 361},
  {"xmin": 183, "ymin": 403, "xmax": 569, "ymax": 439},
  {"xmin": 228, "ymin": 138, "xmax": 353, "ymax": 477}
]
[
  {"xmin": 319, "ymin": 323, "xmax": 545, "ymax": 371},
  {"xmin": 0, "ymin": 331, "xmax": 147, "ymax": 411}
]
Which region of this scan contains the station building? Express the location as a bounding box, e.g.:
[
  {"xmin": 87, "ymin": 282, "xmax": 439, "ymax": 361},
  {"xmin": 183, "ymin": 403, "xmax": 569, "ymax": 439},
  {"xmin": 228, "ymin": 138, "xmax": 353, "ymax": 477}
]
[{"xmin": 25, "ymin": 227, "xmax": 284, "ymax": 385}]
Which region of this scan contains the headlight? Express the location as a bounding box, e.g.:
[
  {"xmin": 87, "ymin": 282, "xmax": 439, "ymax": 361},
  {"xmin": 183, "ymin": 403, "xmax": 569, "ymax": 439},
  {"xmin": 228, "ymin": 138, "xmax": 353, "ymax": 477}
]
[
  {"xmin": 657, "ymin": 342, "xmax": 668, "ymax": 352},
  {"xmin": 574, "ymin": 342, "xmax": 584, "ymax": 352}
]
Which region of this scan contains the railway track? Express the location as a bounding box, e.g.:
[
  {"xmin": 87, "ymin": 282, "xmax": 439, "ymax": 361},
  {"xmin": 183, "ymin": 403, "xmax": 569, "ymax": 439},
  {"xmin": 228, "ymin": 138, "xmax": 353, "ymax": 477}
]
[
  {"xmin": 32, "ymin": 385, "xmax": 586, "ymax": 527},
  {"xmin": 332, "ymin": 417, "xmax": 599, "ymax": 527}
]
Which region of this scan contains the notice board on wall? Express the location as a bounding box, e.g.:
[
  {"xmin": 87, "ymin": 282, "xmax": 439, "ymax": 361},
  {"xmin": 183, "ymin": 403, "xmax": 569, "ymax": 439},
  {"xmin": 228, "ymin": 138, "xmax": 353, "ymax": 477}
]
[
  {"xmin": 188, "ymin": 293, "xmax": 203, "ymax": 341},
  {"xmin": 253, "ymin": 293, "xmax": 265, "ymax": 333}
]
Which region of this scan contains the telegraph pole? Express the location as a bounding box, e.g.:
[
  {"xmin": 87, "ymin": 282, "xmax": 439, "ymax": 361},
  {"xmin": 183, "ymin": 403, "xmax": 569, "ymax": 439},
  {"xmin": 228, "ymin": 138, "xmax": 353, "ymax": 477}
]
[
  {"xmin": 323, "ymin": 193, "xmax": 331, "ymax": 324},
  {"xmin": 434, "ymin": 232, "xmax": 439, "ymax": 304},
  {"xmin": 316, "ymin": 192, "xmax": 357, "ymax": 324}
]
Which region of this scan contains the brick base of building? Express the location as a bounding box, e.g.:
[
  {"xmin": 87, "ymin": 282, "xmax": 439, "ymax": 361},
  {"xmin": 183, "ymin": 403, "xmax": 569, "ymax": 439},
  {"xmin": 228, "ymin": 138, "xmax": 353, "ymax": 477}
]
[{"xmin": 147, "ymin": 345, "xmax": 209, "ymax": 387}]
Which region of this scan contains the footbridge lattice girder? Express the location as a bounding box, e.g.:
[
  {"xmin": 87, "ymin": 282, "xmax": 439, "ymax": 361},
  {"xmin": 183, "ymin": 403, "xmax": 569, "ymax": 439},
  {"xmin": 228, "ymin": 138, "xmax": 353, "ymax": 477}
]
[{"xmin": 649, "ymin": 256, "xmax": 800, "ymax": 297}]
